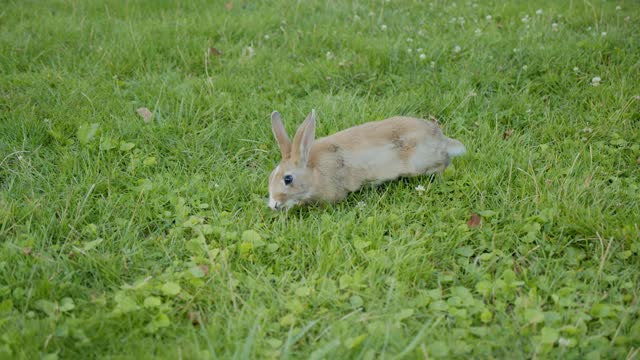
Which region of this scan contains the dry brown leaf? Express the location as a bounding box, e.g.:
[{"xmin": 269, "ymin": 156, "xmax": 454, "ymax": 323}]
[
  {"xmin": 224, "ymin": 2, "xmax": 234, "ymax": 10},
  {"xmin": 467, "ymin": 213, "xmax": 481, "ymax": 228},
  {"xmin": 198, "ymin": 265, "xmax": 210, "ymax": 275},
  {"xmin": 136, "ymin": 107, "xmax": 153, "ymax": 123},
  {"xmin": 209, "ymin": 47, "xmax": 223, "ymax": 57},
  {"xmin": 513, "ymin": 259, "xmax": 521, "ymax": 275},
  {"xmin": 584, "ymin": 174, "xmax": 593, "ymax": 188},
  {"xmin": 187, "ymin": 311, "xmax": 204, "ymax": 326},
  {"xmin": 23, "ymin": 247, "xmax": 33, "ymax": 256},
  {"xmin": 503, "ymin": 128, "xmax": 514, "ymax": 140}
]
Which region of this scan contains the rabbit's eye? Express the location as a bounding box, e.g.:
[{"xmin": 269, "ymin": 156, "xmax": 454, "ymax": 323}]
[{"xmin": 283, "ymin": 174, "xmax": 293, "ymax": 185}]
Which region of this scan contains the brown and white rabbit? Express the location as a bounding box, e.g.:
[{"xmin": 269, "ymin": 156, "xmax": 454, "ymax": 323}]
[{"xmin": 268, "ymin": 109, "xmax": 465, "ymax": 210}]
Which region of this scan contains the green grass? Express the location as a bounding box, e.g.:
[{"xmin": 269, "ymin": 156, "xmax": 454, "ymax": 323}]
[{"xmin": 1, "ymin": 0, "xmax": 639, "ymax": 358}]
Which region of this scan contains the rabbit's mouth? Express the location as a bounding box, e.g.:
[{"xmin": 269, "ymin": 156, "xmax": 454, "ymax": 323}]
[{"xmin": 268, "ymin": 197, "xmax": 302, "ymax": 211}]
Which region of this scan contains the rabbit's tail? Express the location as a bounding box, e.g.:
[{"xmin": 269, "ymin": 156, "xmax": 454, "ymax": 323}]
[{"xmin": 445, "ymin": 138, "xmax": 466, "ymax": 157}]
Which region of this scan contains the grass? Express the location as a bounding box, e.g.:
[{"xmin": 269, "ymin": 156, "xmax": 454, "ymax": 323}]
[{"xmin": 1, "ymin": 0, "xmax": 639, "ymax": 358}]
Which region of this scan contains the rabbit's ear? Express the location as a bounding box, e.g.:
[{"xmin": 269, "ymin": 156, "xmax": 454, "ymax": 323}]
[
  {"xmin": 291, "ymin": 109, "xmax": 316, "ymax": 166},
  {"xmin": 271, "ymin": 111, "xmax": 291, "ymax": 158}
]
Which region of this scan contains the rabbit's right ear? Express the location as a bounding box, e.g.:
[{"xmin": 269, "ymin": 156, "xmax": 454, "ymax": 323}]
[
  {"xmin": 291, "ymin": 109, "xmax": 316, "ymax": 166},
  {"xmin": 271, "ymin": 111, "xmax": 291, "ymax": 158}
]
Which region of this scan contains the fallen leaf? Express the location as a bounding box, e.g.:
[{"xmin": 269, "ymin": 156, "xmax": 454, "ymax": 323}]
[
  {"xmin": 187, "ymin": 311, "xmax": 204, "ymax": 326},
  {"xmin": 503, "ymin": 128, "xmax": 514, "ymax": 140},
  {"xmin": 583, "ymin": 174, "xmax": 593, "ymax": 188},
  {"xmin": 209, "ymin": 47, "xmax": 222, "ymax": 57},
  {"xmin": 467, "ymin": 213, "xmax": 481, "ymax": 228},
  {"xmin": 224, "ymin": 2, "xmax": 234, "ymax": 10},
  {"xmin": 136, "ymin": 107, "xmax": 153, "ymax": 123},
  {"xmin": 545, "ymin": 179, "xmax": 553, "ymax": 186},
  {"xmin": 23, "ymin": 247, "xmax": 33, "ymax": 256},
  {"xmin": 198, "ymin": 265, "xmax": 210, "ymax": 275}
]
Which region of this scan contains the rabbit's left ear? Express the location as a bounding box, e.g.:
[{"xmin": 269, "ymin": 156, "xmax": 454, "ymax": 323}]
[
  {"xmin": 271, "ymin": 111, "xmax": 291, "ymax": 158},
  {"xmin": 291, "ymin": 109, "xmax": 316, "ymax": 166}
]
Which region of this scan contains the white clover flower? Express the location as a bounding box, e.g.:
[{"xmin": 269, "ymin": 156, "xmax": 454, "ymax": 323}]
[
  {"xmin": 601, "ymin": 32, "xmax": 607, "ymax": 36},
  {"xmin": 368, "ymin": 11, "xmax": 375, "ymax": 17},
  {"xmin": 407, "ymin": 48, "xmax": 413, "ymax": 53},
  {"xmin": 591, "ymin": 76, "xmax": 601, "ymax": 86},
  {"xmin": 536, "ymin": 9, "xmax": 543, "ymax": 15},
  {"xmin": 242, "ymin": 46, "xmax": 255, "ymax": 57},
  {"xmin": 353, "ymin": 14, "xmax": 361, "ymax": 21},
  {"xmin": 453, "ymin": 45, "xmax": 462, "ymax": 53},
  {"xmin": 417, "ymin": 48, "xmax": 423, "ymax": 52},
  {"xmin": 616, "ymin": 5, "xmax": 622, "ymax": 10},
  {"xmin": 521, "ymin": 15, "xmax": 530, "ymax": 23},
  {"xmin": 415, "ymin": 185, "xmax": 425, "ymax": 192},
  {"xmin": 430, "ymin": 61, "xmax": 436, "ymax": 68},
  {"xmin": 356, "ymin": 201, "xmax": 366, "ymax": 208},
  {"xmin": 573, "ymin": 66, "xmax": 579, "ymax": 72},
  {"xmin": 419, "ymin": 53, "xmax": 426, "ymax": 60},
  {"xmin": 381, "ymin": 24, "xmax": 388, "ymax": 31},
  {"xmin": 469, "ymin": 90, "xmax": 477, "ymax": 97},
  {"xmin": 552, "ymin": 23, "xmax": 559, "ymax": 31},
  {"xmin": 264, "ymin": 34, "xmax": 270, "ymax": 40},
  {"xmin": 558, "ymin": 338, "xmax": 571, "ymax": 347},
  {"xmin": 486, "ymin": 15, "xmax": 492, "ymax": 20},
  {"xmin": 326, "ymin": 51, "xmax": 334, "ymax": 60},
  {"xmin": 407, "ymin": 37, "xmax": 413, "ymax": 43},
  {"xmin": 475, "ymin": 28, "xmax": 482, "ymax": 35},
  {"xmin": 522, "ymin": 65, "xmax": 528, "ymax": 70}
]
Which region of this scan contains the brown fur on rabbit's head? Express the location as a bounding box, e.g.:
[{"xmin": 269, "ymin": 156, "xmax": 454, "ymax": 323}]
[{"xmin": 268, "ymin": 110, "xmax": 316, "ymax": 210}]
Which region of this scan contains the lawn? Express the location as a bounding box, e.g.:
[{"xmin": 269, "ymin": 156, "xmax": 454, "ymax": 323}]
[{"xmin": 1, "ymin": 0, "xmax": 639, "ymax": 358}]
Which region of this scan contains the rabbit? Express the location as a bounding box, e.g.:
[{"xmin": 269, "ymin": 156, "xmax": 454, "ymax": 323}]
[{"xmin": 268, "ymin": 109, "xmax": 466, "ymax": 210}]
